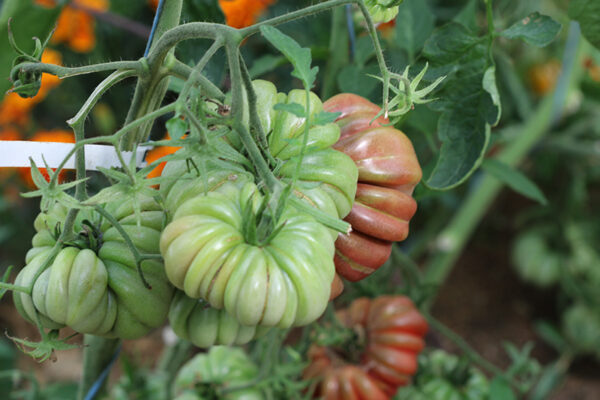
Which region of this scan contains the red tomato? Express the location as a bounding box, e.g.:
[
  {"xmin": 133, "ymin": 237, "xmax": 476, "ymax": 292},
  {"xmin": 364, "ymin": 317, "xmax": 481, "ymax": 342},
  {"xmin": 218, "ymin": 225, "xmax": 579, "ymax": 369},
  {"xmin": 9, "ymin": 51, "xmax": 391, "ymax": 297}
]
[
  {"xmin": 305, "ymin": 296, "xmax": 428, "ymax": 399},
  {"xmin": 323, "ymin": 94, "xmax": 422, "ymax": 281}
]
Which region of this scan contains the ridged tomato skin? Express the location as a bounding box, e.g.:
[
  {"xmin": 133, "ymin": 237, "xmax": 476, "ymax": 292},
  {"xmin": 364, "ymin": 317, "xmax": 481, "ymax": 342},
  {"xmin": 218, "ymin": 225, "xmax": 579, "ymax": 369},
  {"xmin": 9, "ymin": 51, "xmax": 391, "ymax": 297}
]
[
  {"xmin": 323, "ymin": 94, "xmax": 422, "ymax": 282},
  {"xmin": 304, "ymin": 296, "xmax": 428, "ymax": 399}
]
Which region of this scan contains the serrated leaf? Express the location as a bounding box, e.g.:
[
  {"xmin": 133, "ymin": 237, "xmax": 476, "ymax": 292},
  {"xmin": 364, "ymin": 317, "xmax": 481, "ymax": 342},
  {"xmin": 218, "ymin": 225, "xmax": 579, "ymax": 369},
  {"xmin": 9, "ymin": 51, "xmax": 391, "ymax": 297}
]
[
  {"xmin": 423, "ymin": 22, "xmax": 500, "ymax": 189},
  {"xmin": 313, "ymin": 111, "xmax": 340, "ymax": 126},
  {"xmin": 427, "ymin": 116, "xmax": 490, "ymax": 190},
  {"xmin": 500, "ymin": 12, "xmax": 561, "ymax": 47},
  {"xmin": 395, "ymin": 0, "xmax": 435, "ymax": 61},
  {"xmin": 274, "ymin": 102, "xmax": 306, "ymax": 118},
  {"xmin": 489, "ymin": 377, "xmax": 516, "ymax": 400},
  {"xmin": 569, "ymin": 0, "xmax": 600, "ymax": 49},
  {"xmin": 482, "ymin": 159, "xmax": 548, "ymax": 205},
  {"xmin": 166, "ymin": 117, "xmax": 188, "ymax": 138},
  {"xmin": 260, "ymin": 25, "xmax": 317, "ymax": 88},
  {"xmin": 249, "ymin": 54, "xmax": 286, "ymax": 78}
]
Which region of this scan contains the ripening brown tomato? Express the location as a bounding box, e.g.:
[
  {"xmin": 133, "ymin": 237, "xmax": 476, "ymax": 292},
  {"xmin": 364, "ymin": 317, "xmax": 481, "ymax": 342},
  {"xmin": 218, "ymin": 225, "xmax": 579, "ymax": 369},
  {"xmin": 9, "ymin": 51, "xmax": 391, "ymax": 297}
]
[
  {"xmin": 304, "ymin": 296, "xmax": 428, "ymax": 399},
  {"xmin": 323, "ymin": 94, "xmax": 422, "ymax": 281}
]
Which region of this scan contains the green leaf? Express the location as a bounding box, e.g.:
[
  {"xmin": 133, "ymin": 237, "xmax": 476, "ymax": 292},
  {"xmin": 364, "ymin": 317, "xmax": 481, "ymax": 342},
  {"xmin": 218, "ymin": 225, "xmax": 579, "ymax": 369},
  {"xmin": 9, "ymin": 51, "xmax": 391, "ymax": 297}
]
[
  {"xmin": 313, "ymin": 111, "xmax": 340, "ymax": 126},
  {"xmin": 165, "ymin": 117, "xmax": 188, "ymax": 138},
  {"xmin": 482, "ymin": 159, "xmax": 548, "ymax": 205},
  {"xmin": 8, "ymin": 331, "xmax": 79, "ymax": 363},
  {"xmin": 395, "ymin": 0, "xmax": 435, "ymax": 61},
  {"xmin": 534, "ymin": 321, "xmax": 567, "ymax": 353},
  {"xmin": 489, "ymin": 377, "xmax": 516, "ymax": 400},
  {"xmin": 273, "ymin": 102, "xmax": 306, "ymax": 118},
  {"xmin": 260, "ymin": 25, "xmax": 318, "ymax": 88},
  {"xmin": 569, "ymin": 0, "xmax": 600, "ymax": 49},
  {"xmin": 500, "ymin": 13, "xmax": 561, "ymax": 47},
  {"xmin": 249, "ymin": 54, "xmax": 286, "ymax": 78},
  {"xmin": 423, "ymin": 22, "xmax": 500, "ymax": 189},
  {"xmin": 0, "ymin": 0, "xmax": 62, "ymax": 100}
]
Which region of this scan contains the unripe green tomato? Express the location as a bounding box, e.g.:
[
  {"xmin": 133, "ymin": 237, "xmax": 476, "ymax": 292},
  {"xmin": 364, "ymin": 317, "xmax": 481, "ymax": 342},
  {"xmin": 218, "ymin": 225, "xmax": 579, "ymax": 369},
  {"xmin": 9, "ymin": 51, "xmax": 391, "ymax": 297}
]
[
  {"xmin": 173, "ymin": 346, "xmax": 265, "ymax": 400},
  {"xmin": 14, "ymin": 195, "xmax": 174, "ymax": 339},
  {"xmin": 511, "ymin": 230, "xmax": 562, "ymax": 288},
  {"xmin": 365, "ymin": 0, "xmax": 401, "ymax": 23},
  {"xmin": 160, "ymin": 181, "xmax": 336, "ymax": 328},
  {"xmin": 245, "ymin": 80, "xmax": 358, "ymax": 220},
  {"xmin": 562, "ymin": 303, "xmax": 600, "ymax": 359},
  {"xmin": 168, "ymin": 290, "xmax": 270, "ymax": 348}
]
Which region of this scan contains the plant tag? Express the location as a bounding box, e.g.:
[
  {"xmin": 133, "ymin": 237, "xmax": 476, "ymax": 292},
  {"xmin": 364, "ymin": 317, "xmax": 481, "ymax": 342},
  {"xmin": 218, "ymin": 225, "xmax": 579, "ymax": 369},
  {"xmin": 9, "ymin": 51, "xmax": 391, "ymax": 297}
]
[{"xmin": 0, "ymin": 141, "xmax": 149, "ymax": 170}]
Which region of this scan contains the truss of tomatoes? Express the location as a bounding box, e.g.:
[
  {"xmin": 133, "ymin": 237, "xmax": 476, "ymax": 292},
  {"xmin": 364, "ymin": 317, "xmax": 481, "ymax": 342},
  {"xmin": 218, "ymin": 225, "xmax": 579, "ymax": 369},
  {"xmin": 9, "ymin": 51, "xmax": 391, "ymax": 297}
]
[{"xmin": 304, "ymin": 295, "xmax": 428, "ymax": 399}]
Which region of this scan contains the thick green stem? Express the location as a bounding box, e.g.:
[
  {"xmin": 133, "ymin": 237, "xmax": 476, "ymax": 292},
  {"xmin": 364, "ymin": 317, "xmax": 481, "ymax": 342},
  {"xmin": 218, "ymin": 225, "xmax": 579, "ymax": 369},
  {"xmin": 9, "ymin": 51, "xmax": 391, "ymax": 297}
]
[
  {"xmin": 422, "ymin": 26, "xmax": 585, "ymax": 308},
  {"xmin": 11, "ymin": 60, "xmax": 143, "ymax": 80},
  {"xmin": 168, "ymin": 59, "xmax": 225, "ymax": 100},
  {"xmin": 122, "ymin": 0, "xmax": 183, "ymax": 150},
  {"xmin": 77, "ymin": 335, "xmax": 121, "ymax": 400}
]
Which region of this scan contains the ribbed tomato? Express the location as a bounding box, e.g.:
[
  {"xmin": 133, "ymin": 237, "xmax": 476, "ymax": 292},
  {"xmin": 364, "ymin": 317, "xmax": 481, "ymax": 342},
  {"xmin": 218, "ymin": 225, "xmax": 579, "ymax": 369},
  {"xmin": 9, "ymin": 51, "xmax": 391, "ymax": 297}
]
[
  {"xmin": 323, "ymin": 94, "xmax": 422, "ymax": 281},
  {"xmin": 304, "ymin": 296, "xmax": 428, "ymax": 399}
]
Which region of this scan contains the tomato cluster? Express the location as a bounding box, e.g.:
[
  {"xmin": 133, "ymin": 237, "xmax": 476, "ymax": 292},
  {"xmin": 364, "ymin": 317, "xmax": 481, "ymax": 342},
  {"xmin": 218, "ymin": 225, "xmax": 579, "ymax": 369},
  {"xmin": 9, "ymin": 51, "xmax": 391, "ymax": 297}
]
[
  {"xmin": 13, "ymin": 80, "xmax": 424, "ymax": 359},
  {"xmin": 13, "ymin": 196, "xmax": 174, "ymax": 339},
  {"xmin": 305, "ymin": 296, "xmax": 428, "ymax": 399},
  {"xmin": 324, "ymin": 94, "xmax": 422, "ymax": 282}
]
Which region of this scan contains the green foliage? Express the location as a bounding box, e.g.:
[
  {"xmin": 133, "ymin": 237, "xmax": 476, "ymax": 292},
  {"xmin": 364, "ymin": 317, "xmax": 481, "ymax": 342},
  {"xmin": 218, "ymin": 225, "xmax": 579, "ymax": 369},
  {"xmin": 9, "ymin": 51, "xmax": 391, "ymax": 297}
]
[
  {"xmin": 482, "ymin": 159, "xmax": 548, "ymax": 205},
  {"xmin": 499, "ymin": 12, "xmax": 562, "ymax": 47},
  {"xmin": 568, "ymin": 0, "xmax": 600, "ymax": 49}
]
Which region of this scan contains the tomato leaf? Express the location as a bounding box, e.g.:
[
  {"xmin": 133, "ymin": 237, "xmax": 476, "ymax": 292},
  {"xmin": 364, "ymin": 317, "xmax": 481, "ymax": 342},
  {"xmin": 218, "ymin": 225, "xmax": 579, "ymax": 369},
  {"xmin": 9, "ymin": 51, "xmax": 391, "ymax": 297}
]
[
  {"xmin": 260, "ymin": 25, "xmax": 318, "ymax": 88},
  {"xmin": 568, "ymin": 0, "xmax": 600, "ymax": 49},
  {"xmin": 499, "ymin": 12, "xmax": 562, "ymax": 48},
  {"xmin": 273, "ymin": 102, "xmax": 306, "ymax": 118},
  {"xmin": 482, "ymin": 159, "xmax": 548, "ymax": 205},
  {"xmin": 489, "ymin": 377, "xmax": 516, "ymax": 400},
  {"xmin": 249, "ymin": 54, "xmax": 286, "ymax": 78},
  {"xmin": 313, "ymin": 111, "xmax": 340, "ymax": 126},
  {"xmin": 395, "ymin": 0, "xmax": 435, "ymax": 62},
  {"xmin": 423, "ymin": 22, "xmax": 500, "ymax": 190},
  {"xmin": 166, "ymin": 117, "xmax": 188, "ymax": 139}
]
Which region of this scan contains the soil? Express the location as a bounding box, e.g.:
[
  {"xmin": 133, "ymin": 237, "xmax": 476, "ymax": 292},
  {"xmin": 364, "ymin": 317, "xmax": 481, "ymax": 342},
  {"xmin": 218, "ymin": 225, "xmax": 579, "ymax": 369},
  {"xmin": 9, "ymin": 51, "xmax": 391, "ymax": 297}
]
[{"xmin": 432, "ymin": 191, "xmax": 600, "ymax": 400}]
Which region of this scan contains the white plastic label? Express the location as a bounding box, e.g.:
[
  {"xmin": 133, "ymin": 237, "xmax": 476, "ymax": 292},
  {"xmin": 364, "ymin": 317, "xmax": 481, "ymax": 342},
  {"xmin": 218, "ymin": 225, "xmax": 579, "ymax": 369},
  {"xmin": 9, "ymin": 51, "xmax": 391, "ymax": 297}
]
[{"xmin": 0, "ymin": 141, "xmax": 148, "ymax": 170}]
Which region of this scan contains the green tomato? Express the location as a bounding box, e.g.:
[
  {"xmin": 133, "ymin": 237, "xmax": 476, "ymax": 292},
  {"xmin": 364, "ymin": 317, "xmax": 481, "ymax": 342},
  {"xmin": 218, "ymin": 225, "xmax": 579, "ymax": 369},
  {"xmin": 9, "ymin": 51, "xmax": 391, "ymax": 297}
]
[
  {"xmin": 168, "ymin": 290, "xmax": 270, "ymax": 348},
  {"xmin": 160, "ymin": 181, "xmax": 336, "ymax": 328},
  {"xmin": 511, "ymin": 230, "xmax": 562, "ymax": 288},
  {"xmin": 562, "ymin": 303, "xmax": 600, "ymax": 359},
  {"xmin": 13, "ymin": 195, "xmax": 174, "ymax": 339},
  {"xmin": 365, "ymin": 0, "xmax": 401, "ymax": 23},
  {"xmin": 173, "ymin": 346, "xmax": 264, "ymax": 400},
  {"xmin": 246, "ymin": 80, "xmax": 358, "ymax": 220}
]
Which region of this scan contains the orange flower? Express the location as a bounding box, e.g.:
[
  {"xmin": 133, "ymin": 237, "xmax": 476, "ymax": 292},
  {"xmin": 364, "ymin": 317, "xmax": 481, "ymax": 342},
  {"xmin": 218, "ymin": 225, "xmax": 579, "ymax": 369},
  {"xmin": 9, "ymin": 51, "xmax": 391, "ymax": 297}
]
[
  {"xmin": 0, "ymin": 49, "xmax": 62, "ymax": 126},
  {"xmin": 35, "ymin": 0, "xmax": 109, "ymax": 53},
  {"xmin": 146, "ymin": 133, "xmax": 180, "ymax": 180},
  {"xmin": 219, "ymin": 0, "xmax": 275, "ymax": 29},
  {"xmin": 528, "ymin": 60, "xmax": 561, "ymax": 96},
  {"xmin": 17, "ymin": 129, "xmax": 76, "ymax": 188}
]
